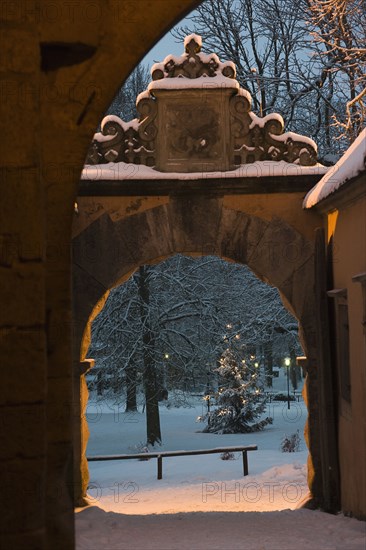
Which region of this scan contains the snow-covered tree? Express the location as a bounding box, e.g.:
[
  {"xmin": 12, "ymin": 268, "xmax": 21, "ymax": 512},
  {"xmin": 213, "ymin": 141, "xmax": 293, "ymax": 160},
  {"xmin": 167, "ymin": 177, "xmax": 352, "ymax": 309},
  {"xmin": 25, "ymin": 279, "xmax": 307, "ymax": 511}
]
[
  {"xmin": 200, "ymin": 349, "xmax": 273, "ymax": 433},
  {"xmin": 306, "ymin": 0, "xmax": 366, "ymax": 145},
  {"xmin": 89, "ymin": 256, "xmax": 301, "ymax": 401},
  {"xmin": 105, "ymin": 63, "xmax": 150, "ymax": 121},
  {"xmin": 88, "ymin": 256, "xmax": 301, "ymax": 443},
  {"xmin": 171, "ymin": 0, "xmax": 363, "ymax": 158}
]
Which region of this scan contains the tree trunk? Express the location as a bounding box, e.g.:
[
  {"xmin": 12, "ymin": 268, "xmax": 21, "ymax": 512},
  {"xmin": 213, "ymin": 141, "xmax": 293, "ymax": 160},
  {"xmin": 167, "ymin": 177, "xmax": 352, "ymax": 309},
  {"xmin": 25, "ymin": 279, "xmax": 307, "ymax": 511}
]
[
  {"xmin": 96, "ymin": 370, "xmax": 103, "ymax": 396},
  {"xmin": 144, "ymin": 362, "xmax": 162, "ymax": 445},
  {"xmin": 263, "ymin": 341, "xmax": 273, "ymax": 387},
  {"xmin": 139, "ymin": 265, "xmax": 162, "ymax": 446},
  {"xmin": 125, "ymin": 360, "xmax": 137, "ymax": 412},
  {"xmin": 289, "ymin": 343, "xmax": 297, "ymax": 390}
]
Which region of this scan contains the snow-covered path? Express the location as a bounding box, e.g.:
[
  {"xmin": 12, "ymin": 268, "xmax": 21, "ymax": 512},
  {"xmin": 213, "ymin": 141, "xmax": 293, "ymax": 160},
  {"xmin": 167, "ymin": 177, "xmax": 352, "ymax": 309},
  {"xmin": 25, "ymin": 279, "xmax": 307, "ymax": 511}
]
[{"xmin": 76, "ymin": 507, "xmax": 366, "ymax": 549}]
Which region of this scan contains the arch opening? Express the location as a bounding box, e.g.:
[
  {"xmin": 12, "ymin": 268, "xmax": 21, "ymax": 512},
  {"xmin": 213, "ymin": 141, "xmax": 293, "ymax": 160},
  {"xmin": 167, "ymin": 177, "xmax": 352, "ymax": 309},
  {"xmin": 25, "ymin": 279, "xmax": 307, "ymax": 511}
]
[
  {"xmin": 73, "ymin": 200, "xmax": 321, "ymax": 508},
  {"xmin": 83, "ymin": 253, "xmax": 308, "ymax": 514}
]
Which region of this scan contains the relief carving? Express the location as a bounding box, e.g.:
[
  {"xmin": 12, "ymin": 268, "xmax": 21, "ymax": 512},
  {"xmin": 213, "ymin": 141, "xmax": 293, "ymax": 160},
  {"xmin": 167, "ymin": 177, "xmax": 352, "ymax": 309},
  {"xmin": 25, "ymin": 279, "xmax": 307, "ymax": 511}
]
[
  {"xmin": 137, "ymin": 95, "xmax": 158, "ymax": 145},
  {"xmin": 85, "ymin": 34, "xmax": 318, "ymax": 171},
  {"xmin": 167, "ymin": 106, "xmax": 219, "ymax": 158}
]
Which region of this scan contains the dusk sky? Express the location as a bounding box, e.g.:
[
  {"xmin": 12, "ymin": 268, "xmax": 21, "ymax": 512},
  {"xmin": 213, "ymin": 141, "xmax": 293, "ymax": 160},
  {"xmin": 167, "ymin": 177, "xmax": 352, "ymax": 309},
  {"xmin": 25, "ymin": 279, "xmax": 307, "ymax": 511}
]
[
  {"xmin": 142, "ymin": 31, "xmax": 184, "ymax": 68},
  {"xmin": 141, "ymin": 10, "xmax": 196, "ymax": 69}
]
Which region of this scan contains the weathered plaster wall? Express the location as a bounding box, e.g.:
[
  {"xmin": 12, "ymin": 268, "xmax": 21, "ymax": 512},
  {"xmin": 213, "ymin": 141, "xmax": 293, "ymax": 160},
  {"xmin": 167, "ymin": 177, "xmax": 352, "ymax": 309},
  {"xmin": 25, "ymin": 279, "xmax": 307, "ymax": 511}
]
[
  {"xmin": 330, "ymin": 192, "xmax": 366, "ymax": 518},
  {"xmin": 0, "ymin": 1, "xmax": 201, "ymax": 548}
]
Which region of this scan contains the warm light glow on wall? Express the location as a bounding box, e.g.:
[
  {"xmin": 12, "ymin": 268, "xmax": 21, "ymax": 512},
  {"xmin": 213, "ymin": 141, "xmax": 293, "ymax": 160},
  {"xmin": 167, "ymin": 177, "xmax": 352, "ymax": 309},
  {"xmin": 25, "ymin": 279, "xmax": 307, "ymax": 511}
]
[{"xmin": 327, "ymin": 210, "xmax": 339, "ymax": 244}]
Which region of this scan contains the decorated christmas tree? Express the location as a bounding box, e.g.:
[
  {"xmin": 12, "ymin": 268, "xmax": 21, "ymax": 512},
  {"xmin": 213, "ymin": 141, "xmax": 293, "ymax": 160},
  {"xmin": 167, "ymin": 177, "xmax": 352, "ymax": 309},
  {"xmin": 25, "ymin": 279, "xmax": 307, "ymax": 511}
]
[{"xmin": 201, "ymin": 349, "xmax": 272, "ymax": 434}]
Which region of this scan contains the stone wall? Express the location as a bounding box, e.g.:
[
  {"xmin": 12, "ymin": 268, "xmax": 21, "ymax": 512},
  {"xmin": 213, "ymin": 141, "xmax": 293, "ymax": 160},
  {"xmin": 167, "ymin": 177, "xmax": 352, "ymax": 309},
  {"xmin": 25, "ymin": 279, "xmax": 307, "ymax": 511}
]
[{"xmin": 0, "ymin": 1, "xmax": 201, "ymax": 548}]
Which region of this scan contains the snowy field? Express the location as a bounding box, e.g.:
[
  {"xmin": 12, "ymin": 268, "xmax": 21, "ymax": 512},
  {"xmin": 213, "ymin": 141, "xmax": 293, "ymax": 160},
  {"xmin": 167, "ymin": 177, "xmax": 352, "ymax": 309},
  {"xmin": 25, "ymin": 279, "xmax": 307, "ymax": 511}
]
[
  {"xmin": 83, "ymin": 395, "xmax": 309, "ymax": 514},
  {"xmin": 75, "ymin": 391, "xmax": 366, "ymax": 549}
]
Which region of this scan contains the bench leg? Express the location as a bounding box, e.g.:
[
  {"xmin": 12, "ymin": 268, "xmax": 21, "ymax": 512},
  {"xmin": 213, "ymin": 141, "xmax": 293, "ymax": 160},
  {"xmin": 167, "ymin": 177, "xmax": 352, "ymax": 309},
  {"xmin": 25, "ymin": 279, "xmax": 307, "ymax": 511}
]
[
  {"xmin": 242, "ymin": 450, "xmax": 248, "ymax": 476},
  {"xmin": 157, "ymin": 455, "xmax": 162, "ymax": 480}
]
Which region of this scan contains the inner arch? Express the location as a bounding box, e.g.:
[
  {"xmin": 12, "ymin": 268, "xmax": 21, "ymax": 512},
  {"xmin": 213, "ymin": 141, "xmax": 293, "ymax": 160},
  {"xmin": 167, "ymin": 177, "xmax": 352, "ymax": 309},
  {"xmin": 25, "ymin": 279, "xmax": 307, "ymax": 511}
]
[{"xmin": 72, "ymin": 200, "xmax": 321, "ymax": 505}]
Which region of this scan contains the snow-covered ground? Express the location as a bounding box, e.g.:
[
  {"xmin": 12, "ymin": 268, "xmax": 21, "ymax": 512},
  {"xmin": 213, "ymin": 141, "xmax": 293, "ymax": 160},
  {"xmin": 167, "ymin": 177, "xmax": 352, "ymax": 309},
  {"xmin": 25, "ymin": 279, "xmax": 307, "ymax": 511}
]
[
  {"xmin": 76, "ymin": 506, "xmax": 366, "ymax": 550},
  {"xmin": 76, "ymin": 386, "xmax": 366, "ymax": 549}
]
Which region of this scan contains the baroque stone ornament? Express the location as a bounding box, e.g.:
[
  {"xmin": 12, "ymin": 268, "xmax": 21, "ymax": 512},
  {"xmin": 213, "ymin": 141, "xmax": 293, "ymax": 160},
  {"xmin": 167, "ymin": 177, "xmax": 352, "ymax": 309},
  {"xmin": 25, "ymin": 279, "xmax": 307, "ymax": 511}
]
[{"xmin": 85, "ymin": 34, "xmax": 318, "ymax": 171}]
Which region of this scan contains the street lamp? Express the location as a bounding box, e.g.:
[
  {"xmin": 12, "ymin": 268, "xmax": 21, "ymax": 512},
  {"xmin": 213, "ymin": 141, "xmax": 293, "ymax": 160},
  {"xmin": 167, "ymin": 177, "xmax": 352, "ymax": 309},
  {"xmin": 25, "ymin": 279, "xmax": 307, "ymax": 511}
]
[
  {"xmin": 162, "ymin": 354, "xmax": 169, "ymax": 393},
  {"xmin": 284, "ymin": 357, "xmax": 291, "ymax": 409}
]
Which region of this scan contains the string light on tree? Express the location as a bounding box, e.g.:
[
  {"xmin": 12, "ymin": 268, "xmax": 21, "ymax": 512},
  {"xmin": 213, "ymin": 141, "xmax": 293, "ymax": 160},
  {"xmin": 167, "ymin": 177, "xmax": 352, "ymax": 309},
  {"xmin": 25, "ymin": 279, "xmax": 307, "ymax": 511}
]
[{"xmin": 198, "ymin": 348, "xmax": 272, "ymax": 434}]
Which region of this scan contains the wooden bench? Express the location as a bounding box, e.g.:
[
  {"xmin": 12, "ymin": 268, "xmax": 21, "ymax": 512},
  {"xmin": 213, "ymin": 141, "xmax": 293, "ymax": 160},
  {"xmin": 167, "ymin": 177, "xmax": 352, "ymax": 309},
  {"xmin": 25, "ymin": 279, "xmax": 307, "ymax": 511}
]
[{"xmin": 88, "ymin": 445, "xmax": 258, "ymax": 480}]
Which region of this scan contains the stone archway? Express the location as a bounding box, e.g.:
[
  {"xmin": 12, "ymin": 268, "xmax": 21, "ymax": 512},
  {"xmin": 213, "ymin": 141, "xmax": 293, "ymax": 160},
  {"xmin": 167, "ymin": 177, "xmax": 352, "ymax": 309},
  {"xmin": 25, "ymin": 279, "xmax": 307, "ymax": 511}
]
[
  {"xmin": 3, "ymin": 2, "xmax": 208, "ymax": 547},
  {"xmin": 72, "ymin": 196, "xmax": 322, "ymax": 507}
]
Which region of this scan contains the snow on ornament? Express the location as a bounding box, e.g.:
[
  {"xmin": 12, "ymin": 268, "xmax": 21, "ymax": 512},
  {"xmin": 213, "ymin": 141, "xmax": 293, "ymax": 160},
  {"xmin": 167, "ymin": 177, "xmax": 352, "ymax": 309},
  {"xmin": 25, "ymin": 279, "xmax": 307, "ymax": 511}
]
[{"xmin": 184, "ymin": 33, "xmax": 202, "ymax": 51}]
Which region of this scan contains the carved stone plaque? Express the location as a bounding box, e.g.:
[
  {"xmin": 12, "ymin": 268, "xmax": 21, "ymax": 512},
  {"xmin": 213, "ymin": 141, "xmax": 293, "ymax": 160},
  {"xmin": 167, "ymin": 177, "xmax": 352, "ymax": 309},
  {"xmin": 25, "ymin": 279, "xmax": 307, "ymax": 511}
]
[{"xmin": 154, "ymin": 89, "xmax": 234, "ymax": 173}]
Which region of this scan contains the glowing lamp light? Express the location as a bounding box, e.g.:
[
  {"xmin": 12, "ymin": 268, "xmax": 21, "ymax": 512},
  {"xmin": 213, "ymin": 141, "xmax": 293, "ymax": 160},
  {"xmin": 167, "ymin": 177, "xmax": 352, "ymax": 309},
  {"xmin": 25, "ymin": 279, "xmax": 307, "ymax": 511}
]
[
  {"xmin": 284, "ymin": 357, "xmax": 291, "ymax": 410},
  {"xmin": 164, "ymin": 353, "xmax": 169, "ymax": 359}
]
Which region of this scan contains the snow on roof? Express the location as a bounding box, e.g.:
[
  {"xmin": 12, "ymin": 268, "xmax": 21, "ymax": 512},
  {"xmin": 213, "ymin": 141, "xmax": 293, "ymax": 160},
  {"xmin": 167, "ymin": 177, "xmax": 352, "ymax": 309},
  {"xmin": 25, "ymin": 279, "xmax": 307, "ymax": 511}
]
[
  {"xmin": 303, "ymin": 129, "xmax": 366, "ymax": 208},
  {"xmin": 81, "ymin": 160, "xmax": 327, "ymax": 181}
]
